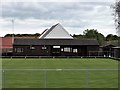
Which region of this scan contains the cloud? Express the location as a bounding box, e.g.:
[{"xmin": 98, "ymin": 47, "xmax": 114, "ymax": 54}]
[
  {"xmin": 0, "ymin": 1, "xmax": 116, "ymax": 36},
  {"xmin": 1, "ymin": 2, "xmax": 112, "ymax": 19}
]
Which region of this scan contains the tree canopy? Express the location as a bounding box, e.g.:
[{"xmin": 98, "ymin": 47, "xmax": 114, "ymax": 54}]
[
  {"xmin": 106, "ymin": 34, "xmax": 119, "ymax": 41},
  {"xmin": 4, "ymin": 29, "xmax": 120, "ymax": 46},
  {"xmin": 73, "ymin": 29, "xmax": 105, "ymax": 45},
  {"xmin": 4, "ymin": 33, "xmax": 41, "ymax": 38},
  {"xmin": 72, "ymin": 29, "xmax": 120, "ymax": 45}
]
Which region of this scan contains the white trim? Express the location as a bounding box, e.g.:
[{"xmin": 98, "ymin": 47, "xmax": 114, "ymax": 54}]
[
  {"xmin": 1, "ymin": 68, "xmax": 119, "ymax": 71},
  {"xmin": 53, "ymin": 46, "xmax": 60, "ymax": 48}
]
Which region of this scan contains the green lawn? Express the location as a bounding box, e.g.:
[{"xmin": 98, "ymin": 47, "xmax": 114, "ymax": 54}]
[{"xmin": 2, "ymin": 58, "xmax": 119, "ymax": 88}]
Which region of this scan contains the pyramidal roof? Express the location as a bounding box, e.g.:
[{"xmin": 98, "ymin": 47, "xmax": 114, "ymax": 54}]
[{"xmin": 39, "ymin": 23, "xmax": 73, "ymax": 39}]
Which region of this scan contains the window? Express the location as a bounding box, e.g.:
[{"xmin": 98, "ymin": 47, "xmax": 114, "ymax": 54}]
[
  {"xmin": 17, "ymin": 48, "xmax": 21, "ymax": 52},
  {"xmin": 73, "ymin": 49, "xmax": 78, "ymax": 53},
  {"xmin": 42, "ymin": 46, "xmax": 47, "ymax": 49},
  {"xmin": 15, "ymin": 48, "xmax": 17, "ymax": 52},
  {"xmin": 61, "ymin": 48, "xmax": 63, "ymax": 51},
  {"xmin": 64, "ymin": 47, "xmax": 71, "ymax": 52},
  {"xmin": 30, "ymin": 46, "xmax": 35, "ymax": 50},
  {"xmin": 53, "ymin": 46, "xmax": 60, "ymax": 48},
  {"xmin": 15, "ymin": 48, "xmax": 23, "ymax": 53}
]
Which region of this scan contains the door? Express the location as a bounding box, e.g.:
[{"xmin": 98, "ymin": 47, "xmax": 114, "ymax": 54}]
[
  {"xmin": 78, "ymin": 46, "xmax": 87, "ymax": 56},
  {"xmin": 52, "ymin": 46, "xmax": 61, "ymax": 56}
]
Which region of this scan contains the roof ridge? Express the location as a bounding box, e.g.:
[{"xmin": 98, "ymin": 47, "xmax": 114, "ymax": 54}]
[
  {"xmin": 39, "ymin": 23, "xmax": 73, "ymax": 39},
  {"xmin": 40, "ymin": 23, "xmax": 59, "ymax": 38}
]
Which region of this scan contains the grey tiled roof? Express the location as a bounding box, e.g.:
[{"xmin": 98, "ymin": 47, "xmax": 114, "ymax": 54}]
[
  {"xmin": 40, "ymin": 24, "xmax": 58, "ymax": 38},
  {"xmin": 13, "ymin": 39, "xmax": 99, "ymax": 46}
]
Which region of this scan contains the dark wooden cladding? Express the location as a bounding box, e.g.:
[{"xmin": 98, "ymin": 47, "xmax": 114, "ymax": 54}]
[
  {"xmin": 112, "ymin": 47, "xmax": 120, "ymax": 58},
  {"xmin": 13, "ymin": 39, "xmax": 99, "ymax": 56},
  {"xmin": 13, "ymin": 45, "xmax": 99, "ymax": 56}
]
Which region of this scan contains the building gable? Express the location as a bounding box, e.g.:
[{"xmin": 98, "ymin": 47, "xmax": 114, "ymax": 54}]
[
  {"xmin": 40, "ymin": 23, "xmax": 73, "ymax": 39},
  {"xmin": 0, "ymin": 37, "xmax": 13, "ymax": 49}
]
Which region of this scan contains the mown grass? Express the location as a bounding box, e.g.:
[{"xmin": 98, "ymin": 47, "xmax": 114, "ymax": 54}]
[{"xmin": 2, "ymin": 58, "xmax": 119, "ymax": 88}]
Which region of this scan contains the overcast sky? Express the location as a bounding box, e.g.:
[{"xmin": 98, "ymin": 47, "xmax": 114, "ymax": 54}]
[{"xmin": 0, "ymin": 0, "xmax": 116, "ymax": 37}]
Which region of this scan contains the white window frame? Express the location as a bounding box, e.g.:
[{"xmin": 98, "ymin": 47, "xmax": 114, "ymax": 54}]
[
  {"xmin": 53, "ymin": 46, "xmax": 60, "ymax": 48},
  {"xmin": 64, "ymin": 47, "xmax": 71, "ymax": 52},
  {"xmin": 42, "ymin": 46, "xmax": 47, "ymax": 49},
  {"xmin": 61, "ymin": 48, "xmax": 63, "ymax": 51},
  {"xmin": 16, "ymin": 48, "xmax": 23, "ymax": 53},
  {"xmin": 30, "ymin": 46, "xmax": 35, "ymax": 50},
  {"xmin": 73, "ymin": 49, "xmax": 78, "ymax": 53}
]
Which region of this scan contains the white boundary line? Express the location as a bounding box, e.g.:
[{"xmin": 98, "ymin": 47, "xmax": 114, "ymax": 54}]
[{"xmin": 0, "ymin": 68, "xmax": 119, "ymax": 71}]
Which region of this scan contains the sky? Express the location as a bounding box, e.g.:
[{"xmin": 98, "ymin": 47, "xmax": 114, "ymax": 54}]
[{"xmin": 0, "ymin": 0, "xmax": 117, "ymax": 37}]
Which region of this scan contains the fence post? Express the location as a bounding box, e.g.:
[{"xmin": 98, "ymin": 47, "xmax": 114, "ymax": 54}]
[
  {"xmin": 44, "ymin": 70, "xmax": 47, "ymax": 90},
  {"xmin": 89, "ymin": 51, "xmax": 90, "ymax": 57},
  {"xmin": 86, "ymin": 67, "xmax": 88, "ymax": 90},
  {"xmin": 2, "ymin": 70, "xmax": 4, "ymax": 90}
]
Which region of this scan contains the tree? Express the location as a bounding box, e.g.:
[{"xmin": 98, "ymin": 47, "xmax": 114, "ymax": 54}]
[
  {"xmin": 114, "ymin": 0, "xmax": 120, "ymax": 36},
  {"xmin": 83, "ymin": 29, "xmax": 98, "ymax": 38},
  {"xmin": 72, "ymin": 34, "xmax": 84, "ymax": 39},
  {"xmin": 106, "ymin": 34, "xmax": 119, "ymax": 41},
  {"xmin": 4, "ymin": 34, "xmax": 13, "ymax": 37},
  {"xmin": 106, "ymin": 34, "xmax": 113, "ymax": 41},
  {"xmin": 83, "ymin": 29, "xmax": 105, "ymax": 45},
  {"xmin": 34, "ymin": 33, "xmax": 41, "ymax": 38},
  {"xmin": 113, "ymin": 0, "xmax": 120, "ymax": 45},
  {"xmin": 113, "ymin": 35, "xmax": 119, "ymax": 40},
  {"xmin": 97, "ymin": 33, "xmax": 105, "ymax": 45},
  {"xmin": 4, "ymin": 33, "xmax": 41, "ymax": 38}
]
